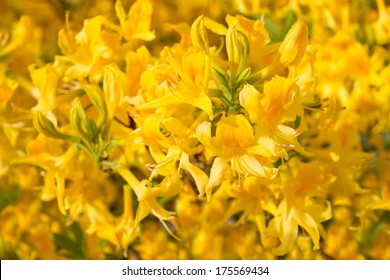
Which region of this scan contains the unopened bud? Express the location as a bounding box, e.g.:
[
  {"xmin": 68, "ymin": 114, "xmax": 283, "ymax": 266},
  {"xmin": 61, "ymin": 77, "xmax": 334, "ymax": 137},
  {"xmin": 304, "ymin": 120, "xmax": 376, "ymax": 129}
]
[{"xmin": 279, "ymin": 19, "xmax": 308, "ymax": 66}]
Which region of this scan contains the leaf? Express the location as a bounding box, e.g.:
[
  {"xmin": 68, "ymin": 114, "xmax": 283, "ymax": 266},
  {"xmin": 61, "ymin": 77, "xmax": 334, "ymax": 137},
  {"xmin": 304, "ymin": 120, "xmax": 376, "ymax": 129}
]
[
  {"xmin": 236, "ymin": 67, "xmax": 251, "ymax": 88},
  {"xmin": 359, "ymin": 211, "xmax": 390, "ymax": 249},
  {"xmin": 69, "ymin": 221, "xmax": 86, "ymax": 250},
  {"xmin": 54, "ymin": 234, "xmax": 84, "ymax": 259},
  {"xmin": 54, "ymin": 222, "xmax": 86, "ymax": 259},
  {"xmin": 0, "ymin": 184, "xmax": 20, "ymax": 210},
  {"xmin": 284, "ymin": 9, "xmax": 298, "ymax": 35},
  {"xmin": 264, "ymin": 17, "xmax": 284, "ymax": 42},
  {"xmin": 33, "ymin": 111, "xmax": 80, "ymax": 143},
  {"xmin": 211, "ymin": 67, "xmax": 229, "ymax": 89}
]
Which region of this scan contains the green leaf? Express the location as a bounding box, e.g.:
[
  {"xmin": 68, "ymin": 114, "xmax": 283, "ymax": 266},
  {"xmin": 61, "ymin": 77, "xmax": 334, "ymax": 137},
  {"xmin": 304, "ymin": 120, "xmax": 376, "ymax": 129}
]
[
  {"xmin": 382, "ymin": 130, "xmax": 390, "ymax": 150},
  {"xmin": 236, "ymin": 67, "xmax": 251, "ymax": 88},
  {"xmin": 358, "ymin": 211, "xmax": 390, "ymax": 249},
  {"xmin": 264, "ymin": 17, "xmax": 284, "ymax": 42},
  {"xmin": 211, "ymin": 67, "xmax": 229, "ymax": 90},
  {"xmin": 0, "ymin": 185, "xmax": 20, "ymax": 210},
  {"xmin": 84, "ymin": 85, "xmax": 107, "ymax": 133},
  {"xmin": 54, "ymin": 234, "xmax": 84, "ymax": 259},
  {"xmin": 284, "ymin": 9, "xmax": 298, "ymax": 35},
  {"xmin": 70, "ymin": 99, "xmax": 90, "ymax": 141},
  {"xmin": 54, "ymin": 222, "xmax": 86, "ymax": 259},
  {"xmin": 33, "ymin": 111, "xmax": 80, "ymax": 143}
]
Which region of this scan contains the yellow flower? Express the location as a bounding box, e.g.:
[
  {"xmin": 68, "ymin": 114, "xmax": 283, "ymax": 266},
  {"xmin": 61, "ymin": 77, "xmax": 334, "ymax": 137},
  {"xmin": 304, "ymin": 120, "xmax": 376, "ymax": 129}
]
[
  {"xmin": 125, "ymin": 45, "xmax": 153, "ymax": 97},
  {"xmin": 57, "ymin": 15, "xmax": 121, "ymax": 82},
  {"xmin": 116, "ymin": 166, "xmax": 177, "ymax": 231},
  {"xmin": 373, "ymin": 0, "xmax": 390, "ymax": 44},
  {"xmin": 190, "ymin": 15, "xmax": 227, "ymax": 54},
  {"xmin": 222, "ymin": 177, "xmax": 279, "ymax": 249},
  {"xmin": 20, "ymin": 138, "xmax": 78, "ymax": 215},
  {"xmin": 30, "ymin": 64, "xmax": 60, "ymax": 117},
  {"xmin": 0, "ymin": 16, "xmax": 32, "ymax": 58},
  {"xmin": 266, "ymin": 159, "xmax": 333, "ymax": 256},
  {"xmin": 239, "ymin": 78, "xmax": 310, "ymax": 158},
  {"xmin": 115, "ymin": 0, "xmax": 155, "ymax": 41},
  {"xmin": 196, "ymin": 114, "xmax": 278, "ymax": 199},
  {"xmin": 225, "ymin": 14, "xmax": 270, "ymax": 71},
  {"xmin": 137, "ymin": 47, "xmax": 213, "ymax": 118},
  {"xmin": 226, "ymin": 24, "xmax": 249, "ymax": 78}
]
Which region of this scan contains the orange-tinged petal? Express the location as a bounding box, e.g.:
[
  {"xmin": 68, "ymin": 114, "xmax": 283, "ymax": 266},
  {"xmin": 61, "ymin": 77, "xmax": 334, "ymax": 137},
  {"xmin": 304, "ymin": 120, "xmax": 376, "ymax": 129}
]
[
  {"xmin": 215, "ymin": 114, "xmax": 254, "ymax": 149},
  {"xmin": 262, "ymin": 76, "xmax": 299, "ymax": 122}
]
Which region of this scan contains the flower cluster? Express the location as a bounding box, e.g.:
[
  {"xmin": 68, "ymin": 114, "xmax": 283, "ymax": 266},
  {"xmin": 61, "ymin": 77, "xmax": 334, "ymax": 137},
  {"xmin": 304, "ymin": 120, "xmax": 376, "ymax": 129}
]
[{"xmin": 1, "ymin": 0, "xmax": 389, "ymax": 259}]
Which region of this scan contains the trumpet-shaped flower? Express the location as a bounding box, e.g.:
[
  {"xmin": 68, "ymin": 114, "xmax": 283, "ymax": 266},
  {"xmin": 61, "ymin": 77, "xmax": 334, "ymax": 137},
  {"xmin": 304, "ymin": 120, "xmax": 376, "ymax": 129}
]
[
  {"xmin": 196, "ymin": 114, "xmax": 278, "ymax": 199},
  {"xmin": 239, "ymin": 77, "xmax": 310, "ymax": 159},
  {"xmin": 266, "ymin": 159, "xmax": 334, "ymax": 256},
  {"xmin": 137, "ymin": 47, "xmax": 213, "ymax": 118},
  {"xmin": 115, "ymin": 0, "xmax": 155, "ymax": 41},
  {"xmin": 56, "ymin": 15, "xmax": 121, "ymax": 82}
]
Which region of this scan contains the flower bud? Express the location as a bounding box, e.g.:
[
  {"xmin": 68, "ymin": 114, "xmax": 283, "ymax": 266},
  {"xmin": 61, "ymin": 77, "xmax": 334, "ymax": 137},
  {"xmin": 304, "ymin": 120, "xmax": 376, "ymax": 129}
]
[
  {"xmin": 191, "ymin": 15, "xmax": 209, "ymax": 51},
  {"xmin": 70, "ymin": 99, "xmax": 89, "ymax": 140},
  {"xmin": 103, "ymin": 63, "xmax": 126, "ymax": 120},
  {"xmin": 226, "ymin": 25, "xmax": 250, "ymax": 76},
  {"xmin": 279, "ymin": 19, "xmax": 308, "ymax": 66},
  {"xmin": 33, "ymin": 111, "xmax": 79, "ymax": 142}
]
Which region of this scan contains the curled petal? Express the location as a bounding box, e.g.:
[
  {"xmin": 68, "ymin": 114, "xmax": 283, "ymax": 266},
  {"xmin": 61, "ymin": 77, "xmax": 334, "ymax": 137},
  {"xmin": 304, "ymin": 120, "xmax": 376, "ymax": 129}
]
[
  {"xmin": 206, "ymin": 157, "xmax": 230, "ymax": 200},
  {"xmin": 237, "ymin": 154, "xmax": 278, "ymax": 179},
  {"xmin": 180, "ymin": 153, "xmax": 208, "ymax": 196}
]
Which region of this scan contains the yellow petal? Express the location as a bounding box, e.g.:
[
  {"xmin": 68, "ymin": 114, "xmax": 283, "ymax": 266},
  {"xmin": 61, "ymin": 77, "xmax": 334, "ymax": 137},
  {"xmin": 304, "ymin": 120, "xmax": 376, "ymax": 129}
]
[
  {"xmin": 279, "ymin": 19, "xmax": 308, "ymax": 66},
  {"xmin": 206, "ymin": 157, "xmax": 230, "ymax": 200},
  {"xmin": 151, "ymin": 146, "xmax": 181, "ymax": 178},
  {"xmin": 103, "ymin": 63, "xmax": 126, "ymax": 119},
  {"xmin": 180, "ymin": 153, "xmax": 208, "ymax": 196},
  {"xmin": 276, "ymin": 124, "xmax": 312, "ymax": 157},
  {"xmin": 239, "ymin": 83, "xmax": 262, "ymax": 123},
  {"xmin": 237, "ymin": 154, "xmax": 278, "ymax": 179},
  {"xmin": 272, "ymin": 201, "xmax": 299, "ymax": 256},
  {"xmin": 137, "ymin": 94, "xmax": 182, "ymax": 110},
  {"xmin": 55, "ymin": 172, "xmax": 66, "ymax": 215},
  {"xmin": 191, "ymin": 15, "xmax": 209, "ymax": 51},
  {"xmin": 216, "ymin": 114, "xmax": 254, "ymax": 149},
  {"xmin": 262, "ymin": 76, "xmax": 299, "ymax": 122},
  {"xmin": 196, "ymin": 121, "xmax": 220, "ymax": 156},
  {"xmin": 116, "ymin": 0, "xmax": 155, "ymax": 41},
  {"xmin": 294, "ymin": 210, "xmax": 321, "ymax": 250},
  {"xmin": 0, "ymin": 16, "xmax": 32, "ymax": 57},
  {"xmin": 190, "ymin": 92, "xmax": 213, "ymax": 119},
  {"xmin": 30, "ymin": 64, "xmax": 60, "ymax": 111}
]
